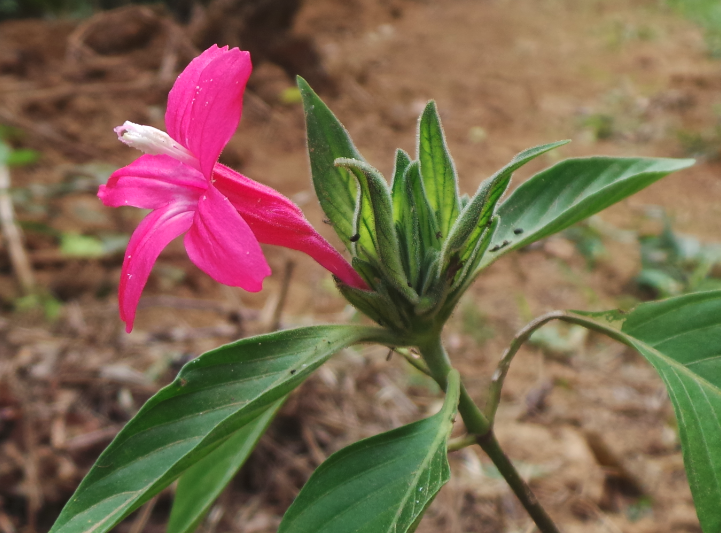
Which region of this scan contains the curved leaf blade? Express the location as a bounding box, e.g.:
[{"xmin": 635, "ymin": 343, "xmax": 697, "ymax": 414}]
[
  {"xmin": 574, "ymin": 291, "xmax": 721, "ymax": 533},
  {"xmin": 480, "ymin": 157, "xmax": 694, "ymax": 269},
  {"xmin": 390, "ymin": 150, "xmax": 420, "ymax": 286},
  {"xmin": 337, "ymin": 158, "xmax": 416, "ymax": 301},
  {"xmin": 445, "ymin": 140, "xmax": 568, "ymax": 268},
  {"xmin": 417, "ymin": 101, "xmax": 460, "ymax": 239},
  {"xmin": 167, "ymin": 399, "xmax": 284, "ymax": 533},
  {"xmin": 278, "ymin": 370, "xmax": 460, "ymax": 533},
  {"xmin": 298, "ymin": 77, "xmax": 364, "ymax": 249},
  {"xmin": 50, "ymin": 326, "xmax": 396, "ymax": 533},
  {"xmin": 406, "ymin": 161, "xmax": 441, "ymax": 256}
]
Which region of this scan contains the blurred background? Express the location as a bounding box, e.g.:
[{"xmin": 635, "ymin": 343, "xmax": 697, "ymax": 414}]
[{"xmin": 1, "ymin": 0, "xmax": 721, "ymax": 531}]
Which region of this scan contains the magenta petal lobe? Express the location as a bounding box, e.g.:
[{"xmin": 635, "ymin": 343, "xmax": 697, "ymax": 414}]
[
  {"xmin": 165, "ymin": 46, "xmax": 251, "ymax": 179},
  {"xmin": 184, "ymin": 184, "xmax": 270, "ymax": 291},
  {"xmin": 99, "ymin": 155, "xmax": 205, "ymax": 210},
  {"xmin": 119, "ymin": 205, "xmax": 195, "ymax": 332},
  {"xmin": 165, "ymin": 45, "xmax": 227, "ymax": 143}
]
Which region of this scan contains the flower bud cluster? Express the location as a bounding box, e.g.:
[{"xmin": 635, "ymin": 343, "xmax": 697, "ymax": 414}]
[{"xmin": 300, "ymin": 79, "xmax": 567, "ymax": 337}]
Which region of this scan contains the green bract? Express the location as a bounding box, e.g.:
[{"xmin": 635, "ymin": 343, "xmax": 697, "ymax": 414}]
[{"xmin": 299, "ymin": 78, "xmax": 694, "ymax": 336}]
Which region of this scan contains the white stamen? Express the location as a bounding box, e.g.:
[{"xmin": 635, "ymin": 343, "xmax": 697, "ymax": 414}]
[{"xmin": 114, "ymin": 121, "xmax": 198, "ymax": 168}]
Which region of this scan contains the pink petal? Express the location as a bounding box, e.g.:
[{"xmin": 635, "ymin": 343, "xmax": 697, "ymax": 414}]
[
  {"xmin": 119, "ymin": 205, "xmax": 195, "ymax": 332},
  {"xmin": 99, "ymin": 155, "xmax": 205, "ymax": 209},
  {"xmin": 212, "ymin": 164, "xmax": 368, "ymax": 290},
  {"xmin": 184, "ymin": 184, "xmax": 271, "ymax": 291},
  {"xmin": 165, "ymin": 46, "xmax": 251, "ymax": 180},
  {"xmin": 165, "ymin": 45, "xmax": 226, "ymax": 141}
]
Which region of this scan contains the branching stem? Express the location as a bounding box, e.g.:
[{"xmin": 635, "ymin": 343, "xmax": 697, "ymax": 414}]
[
  {"xmin": 485, "ymin": 311, "xmax": 567, "ymax": 423},
  {"xmin": 447, "ymin": 434, "xmax": 476, "ymax": 452},
  {"xmin": 485, "ymin": 310, "xmax": 631, "ymax": 423},
  {"xmin": 418, "ymin": 333, "xmax": 562, "ymax": 533}
]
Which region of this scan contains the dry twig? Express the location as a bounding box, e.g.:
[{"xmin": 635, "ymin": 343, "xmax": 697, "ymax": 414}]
[
  {"xmin": 270, "ymin": 259, "xmax": 295, "ymax": 331},
  {"xmin": 0, "ymin": 162, "xmax": 34, "ymax": 294}
]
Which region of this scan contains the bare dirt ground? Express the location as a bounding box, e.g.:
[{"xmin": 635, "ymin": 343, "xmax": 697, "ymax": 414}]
[{"xmin": 1, "ymin": 0, "xmax": 720, "ymax": 531}]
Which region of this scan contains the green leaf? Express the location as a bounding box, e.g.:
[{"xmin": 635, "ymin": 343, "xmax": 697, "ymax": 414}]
[
  {"xmin": 480, "ymin": 157, "xmax": 694, "ymax": 269},
  {"xmin": 572, "ymin": 291, "xmax": 721, "ymax": 533},
  {"xmin": 60, "ymin": 233, "xmax": 105, "ymax": 258},
  {"xmin": 391, "ymin": 148, "xmax": 412, "ymax": 217},
  {"xmin": 298, "ymin": 77, "xmax": 364, "ymax": 250},
  {"xmin": 444, "ymin": 141, "xmax": 568, "ymax": 268},
  {"xmin": 391, "ymin": 150, "xmax": 420, "ymax": 288},
  {"xmin": 444, "ymin": 216, "xmax": 499, "ymax": 312},
  {"xmin": 278, "ymin": 369, "xmax": 460, "ymax": 533},
  {"xmin": 417, "ymin": 101, "xmax": 460, "ymax": 239},
  {"xmin": 337, "ymin": 158, "xmax": 416, "ymax": 302},
  {"xmin": 167, "ymin": 399, "xmax": 284, "ymax": 533},
  {"xmin": 350, "ymin": 257, "xmax": 381, "ymax": 291},
  {"xmin": 336, "ymin": 281, "xmax": 409, "ymax": 331},
  {"xmin": 49, "ymin": 326, "xmax": 398, "ymax": 533},
  {"xmin": 406, "ymin": 160, "xmax": 441, "ymax": 257},
  {"xmin": 7, "ymin": 148, "xmax": 40, "ymax": 166}
]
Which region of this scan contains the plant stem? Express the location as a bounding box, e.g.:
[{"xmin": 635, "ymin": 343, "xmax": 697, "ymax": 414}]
[
  {"xmin": 447, "ymin": 434, "xmax": 477, "ymax": 452},
  {"xmin": 476, "ymin": 431, "xmax": 561, "ymax": 533},
  {"xmin": 485, "ymin": 311, "xmax": 566, "ymax": 422},
  {"xmin": 418, "ymin": 334, "xmax": 561, "ymax": 533},
  {"xmin": 417, "ymin": 335, "xmax": 490, "ymax": 435},
  {"xmin": 485, "ymin": 310, "xmax": 634, "ymax": 423}
]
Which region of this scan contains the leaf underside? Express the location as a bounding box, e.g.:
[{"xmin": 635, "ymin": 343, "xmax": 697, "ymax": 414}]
[
  {"xmin": 167, "ymin": 399, "xmax": 284, "ymax": 533},
  {"xmin": 278, "ymin": 371, "xmax": 460, "ymax": 533},
  {"xmin": 482, "ymin": 156, "xmax": 695, "ymax": 270},
  {"xmin": 576, "ymin": 291, "xmax": 721, "ymax": 533},
  {"xmin": 50, "ymin": 326, "xmax": 393, "ymax": 533}
]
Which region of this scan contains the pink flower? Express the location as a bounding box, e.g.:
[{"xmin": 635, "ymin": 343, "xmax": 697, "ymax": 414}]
[{"xmin": 99, "ymin": 45, "xmax": 366, "ymax": 332}]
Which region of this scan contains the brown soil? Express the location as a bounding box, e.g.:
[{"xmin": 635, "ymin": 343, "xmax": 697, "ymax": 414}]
[{"xmin": 0, "ymin": 0, "xmax": 719, "ymax": 532}]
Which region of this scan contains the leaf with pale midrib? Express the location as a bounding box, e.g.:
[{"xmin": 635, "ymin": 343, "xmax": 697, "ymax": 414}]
[
  {"xmin": 49, "ymin": 326, "xmax": 398, "ymax": 533},
  {"xmin": 278, "ymin": 370, "xmax": 460, "ymax": 533},
  {"xmin": 481, "ymin": 157, "xmax": 694, "ymax": 270},
  {"xmin": 167, "ymin": 399, "xmax": 284, "ymax": 533},
  {"xmin": 573, "ymin": 291, "xmax": 721, "ymax": 533}
]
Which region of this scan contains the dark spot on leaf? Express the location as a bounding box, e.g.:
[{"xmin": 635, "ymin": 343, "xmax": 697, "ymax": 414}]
[
  {"xmin": 435, "ymin": 231, "xmax": 442, "ymax": 239},
  {"xmin": 349, "ymin": 233, "xmax": 360, "ymax": 242},
  {"xmin": 513, "ymin": 228, "xmax": 524, "ymax": 235},
  {"xmin": 290, "ymin": 369, "xmax": 296, "ymax": 375},
  {"xmin": 323, "ymin": 218, "xmax": 332, "ymax": 225},
  {"xmin": 179, "ymin": 378, "xmax": 188, "ymax": 387},
  {"xmin": 490, "ymin": 245, "xmax": 501, "ymax": 252},
  {"xmin": 386, "ymin": 349, "xmax": 393, "ymax": 361},
  {"xmin": 407, "ymin": 281, "xmax": 413, "ymax": 287},
  {"xmin": 500, "ymin": 240, "xmax": 511, "ymax": 248},
  {"xmin": 447, "ymin": 254, "xmax": 463, "ymax": 280}
]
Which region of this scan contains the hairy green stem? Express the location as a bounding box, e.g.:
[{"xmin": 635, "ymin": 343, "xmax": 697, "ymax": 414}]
[
  {"xmin": 485, "ymin": 310, "xmax": 634, "ymax": 423},
  {"xmin": 416, "ymin": 335, "xmax": 490, "ymax": 435},
  {"xmin": 476, "ymin": 431, "xmax": 562, "ymax": 533},
  {"xmin": 418, "ymin": 334, "xmax": 561, "ymax": 533}
]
